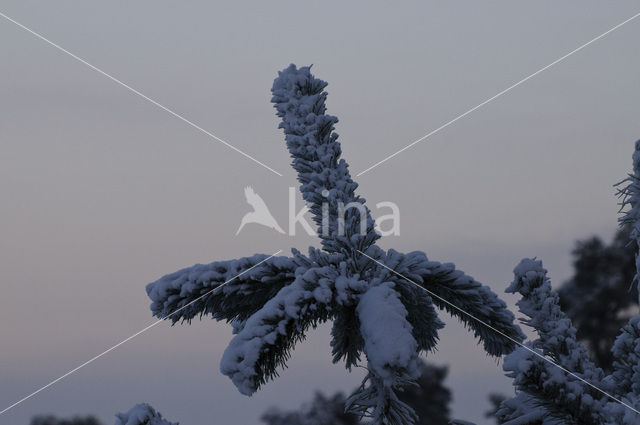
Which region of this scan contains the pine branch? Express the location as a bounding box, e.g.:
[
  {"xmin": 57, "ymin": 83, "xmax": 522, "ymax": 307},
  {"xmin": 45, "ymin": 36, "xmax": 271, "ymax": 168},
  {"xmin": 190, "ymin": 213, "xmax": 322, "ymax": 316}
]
[
  {"xmin": 392, "ymin": 279, "xmax": 442, "ymax": 354},
  {"xmin": 271, "ymin": 64, "xmax": 378, "ymax": 253},
  {"xmin": 365, "ymin": 249, "xmax": 444, "ymax": 354},
  {"xmin": 345, "ymin": 370, "xmax": 418, "ymax": 425},
  {"xmin": 501, "ymin": 258, "xmax": 608, "ymax": 425},
  {"xmin": 615, "ymin": 139, "xmax": 640, "ymax": 299},
  {"xmin": 348, "ymin": 282, "xmax": 421, "ymax": 425},
  {"xmin": 330, "ymin": 306, "xmax": 365, "ymax": 369},
  {"xmin": 507, "ymin": 259, "xmax": 604, "ymax": 382},
  {"xmin": 495, "ymin": 392, "xmax": 547, "ymax": 425},
  {"xmin": 611, "ymin": 316, "xmax": 640, "ymax": 401},
  {"xmin": 220, "ymin": 266, "xmax": 335, "ymax": 395},
  {"xmin": 504, "ymin": 348, "xmax": 602, "ymax": 425},
  {"xmin": 385, "ymin": 249, "xmax": 525, "ymax": 356},
  {"xmin": 146, "ymin": 254, "xmax": 300, "ymax": 324}
]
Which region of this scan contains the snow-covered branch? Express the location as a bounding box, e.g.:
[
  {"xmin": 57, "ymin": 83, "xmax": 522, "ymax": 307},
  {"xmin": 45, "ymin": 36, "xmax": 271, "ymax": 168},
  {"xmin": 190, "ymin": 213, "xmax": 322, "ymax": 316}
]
[
  {"xmin": 146, "ymin": 254, "xmax": 300, "ymax": 324},
  {"xmin": 271, "ymin": 64, "xmax": 378, "ymax": 253},
  {"xmin": 115, "ymin": 404, "xmax": 177, "ymax": 425}
]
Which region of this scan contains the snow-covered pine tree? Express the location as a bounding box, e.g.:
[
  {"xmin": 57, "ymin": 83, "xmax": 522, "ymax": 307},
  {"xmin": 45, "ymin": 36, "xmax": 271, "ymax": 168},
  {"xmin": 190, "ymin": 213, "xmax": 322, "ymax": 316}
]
[
  {"xmin": 478, "ymin": 140, "xmax": 640, "ymax": 425},
  {"xmin": 145, "ymin": 64, "xmax": 524, "ymax": 425}
]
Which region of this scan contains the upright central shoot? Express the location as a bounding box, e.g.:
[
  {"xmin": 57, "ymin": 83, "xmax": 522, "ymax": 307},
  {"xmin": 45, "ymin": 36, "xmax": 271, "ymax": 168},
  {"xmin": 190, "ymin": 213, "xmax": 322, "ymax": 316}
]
[{"xmin": 146, "ymin": 64, "xmax": 524, "ymax": 425}]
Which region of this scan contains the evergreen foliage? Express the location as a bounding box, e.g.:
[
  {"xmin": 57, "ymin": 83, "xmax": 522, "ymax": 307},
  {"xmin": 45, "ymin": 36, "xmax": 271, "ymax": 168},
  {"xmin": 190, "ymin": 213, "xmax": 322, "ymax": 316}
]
[
  {"xmin": 474, "ymin": 140, "xmax": 640, "ymax": 425},
  {"xmin": 558, "ymin": 226, "xmax": 638, "ymax": 371},
  {"xmin": 145, "ymin": 64, "xmax": 524, "ymax": 425}
]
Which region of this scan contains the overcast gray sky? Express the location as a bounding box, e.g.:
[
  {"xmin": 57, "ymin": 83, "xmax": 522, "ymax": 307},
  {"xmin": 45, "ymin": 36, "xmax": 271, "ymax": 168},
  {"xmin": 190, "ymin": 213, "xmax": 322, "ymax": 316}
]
[{"xmin": 2, "ymin": 1, "xmax": 640, "ymax": 424}]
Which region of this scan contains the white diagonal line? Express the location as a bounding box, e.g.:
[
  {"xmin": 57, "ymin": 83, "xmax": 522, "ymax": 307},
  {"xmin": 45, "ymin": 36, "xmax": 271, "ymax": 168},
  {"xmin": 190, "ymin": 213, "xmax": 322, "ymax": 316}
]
[
  {"xmin": 0, "ymin": 11, "xmax": 283, "ymax": 177},
  {"xmin": 0, "ymin": 249, "xmax": 283, "ymax": 415},
  {"xmin": 357, "ymin": 249, "xmax": 640, "ymax": 416},
  {"xmin": 356, "ymin": 11, "xmax": 640, "ymax": 177}
]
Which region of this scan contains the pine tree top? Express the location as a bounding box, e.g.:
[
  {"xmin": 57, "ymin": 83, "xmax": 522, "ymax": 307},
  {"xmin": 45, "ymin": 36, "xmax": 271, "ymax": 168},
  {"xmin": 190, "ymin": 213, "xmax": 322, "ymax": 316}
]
[{"xmin": 145, "ymin": 64, "xmax": 524, "ymax": 425}]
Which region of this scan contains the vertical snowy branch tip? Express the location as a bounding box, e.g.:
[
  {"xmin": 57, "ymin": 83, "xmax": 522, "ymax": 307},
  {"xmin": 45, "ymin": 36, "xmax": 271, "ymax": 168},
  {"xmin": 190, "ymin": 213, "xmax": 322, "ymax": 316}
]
[
  {"xmin": 271, "ymin": 64, "xmax": 377, "ymax": 250},
  {"xmin": 616, "ymin": 139, "xmax": 640, "ymax": 303},
  {"xmin": 617, "ymin": 140, "xmax": 640, "ymax": 230},
  {"xmin": 501, "ymin": 258, "xmax": 608, "ymax": 424},
  {"xmin": 507, "ymin": 257, "xmax": 603, "ymax": 377},
  {"xmin": 506, "ymin": 258, "xmax": 547, "ymax": 297}
]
